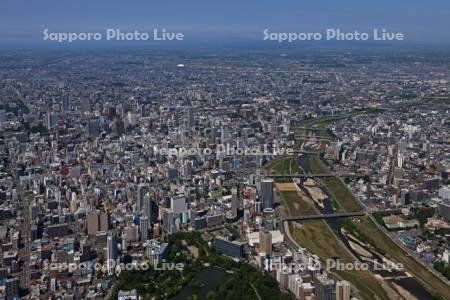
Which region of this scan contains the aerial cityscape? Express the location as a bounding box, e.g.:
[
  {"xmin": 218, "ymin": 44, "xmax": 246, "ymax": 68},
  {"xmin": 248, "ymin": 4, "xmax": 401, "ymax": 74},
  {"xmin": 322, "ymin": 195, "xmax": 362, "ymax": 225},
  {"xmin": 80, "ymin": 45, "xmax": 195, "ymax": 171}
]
[
  {"xmin": 0, "ymin": 1, "xmax": 450, "ymax": 300},
  {"xmin": 0, "ymin": 46, "xmax": 448, "ymax": 300}
]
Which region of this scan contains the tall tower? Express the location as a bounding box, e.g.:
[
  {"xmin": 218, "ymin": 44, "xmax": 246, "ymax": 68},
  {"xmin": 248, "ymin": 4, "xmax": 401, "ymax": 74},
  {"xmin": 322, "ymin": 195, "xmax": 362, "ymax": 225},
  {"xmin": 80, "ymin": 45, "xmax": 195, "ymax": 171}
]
[
  {"xmin": 137, "ymin": 183, "xmax": 150, "ymax": 213},
  {"xmin": 231, "ymin": 186, "xmax": 239, "ymax": 217},
  {"xmin": 143, "ymin": 194, "xmax": 154, "ymax": 220},
  {"xmin": 62, "ymin": 95, "xmax": 69, "ymax": 111},
  {"xmin": 186, "ymin": 107, "xmax": 195, "ymax": 129},
  {"xmin": 106, "ymin": 232, "xmax": 118, "ymax": 275},
  {"xmin": 336, "ymin": 280, "xmax": 351, "ymax": 300},
  {"xmin": 140, "ymin": 215, "xmax": 149, "ymax": 241},
  {"xmin": 47, "ymin": 112, "xmax": 57, "ymax": 130},
  {"xmin": 314, "ymin": 274, "xmax": 334, "ymax": 300},
  {"xmin": 87, "ymin": 211, "xmax": 100, "ymax": 236},
  {"xmin": 81, "ymin": 96, "xmax": 91, "ymax": 113},
  {"xmin": 220, "ymin": 124, "xmax": 229, "ymax": 144},
  {"xmin": 260, "ymin": 178, "xmax": 274, "ymax": 209},
  {"xmin": 0, "ymin": 109, "xmax": 6, "ymax": 125}
]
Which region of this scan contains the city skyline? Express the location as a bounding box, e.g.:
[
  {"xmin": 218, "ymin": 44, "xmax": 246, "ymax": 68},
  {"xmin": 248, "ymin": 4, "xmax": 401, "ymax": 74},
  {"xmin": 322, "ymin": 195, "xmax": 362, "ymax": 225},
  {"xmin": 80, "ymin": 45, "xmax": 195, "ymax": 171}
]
[{"xmin": 0, "ymin": 2, "xmax": 449, "ymax": 300}]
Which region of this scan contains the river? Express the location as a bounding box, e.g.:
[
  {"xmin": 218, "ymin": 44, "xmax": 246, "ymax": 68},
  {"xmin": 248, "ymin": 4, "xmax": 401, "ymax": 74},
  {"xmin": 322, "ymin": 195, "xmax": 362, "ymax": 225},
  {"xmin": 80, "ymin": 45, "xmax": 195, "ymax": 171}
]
[{"xmin": 297, "ymin": 153, "xmax": 435, "ymax": 299}]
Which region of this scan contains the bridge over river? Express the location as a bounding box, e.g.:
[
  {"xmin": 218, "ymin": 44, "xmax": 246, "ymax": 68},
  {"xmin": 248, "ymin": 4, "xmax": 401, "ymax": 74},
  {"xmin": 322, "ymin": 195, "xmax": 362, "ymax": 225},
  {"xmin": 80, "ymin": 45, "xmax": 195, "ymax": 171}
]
[
  {"xmin": 268, "ymin": 173, "xmax": 357, "ymax": 178},
  {"xmin": 282, "ymin": 209, "xmax": 402, "ymax": 221}
]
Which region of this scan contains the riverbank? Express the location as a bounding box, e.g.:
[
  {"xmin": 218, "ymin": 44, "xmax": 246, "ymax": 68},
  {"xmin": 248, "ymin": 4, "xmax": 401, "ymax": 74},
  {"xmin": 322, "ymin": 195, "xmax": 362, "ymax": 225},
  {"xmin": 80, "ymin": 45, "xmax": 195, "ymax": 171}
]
[{"xmin": 292, "ymin": 113, "xmax": 450, "ymax": 299}]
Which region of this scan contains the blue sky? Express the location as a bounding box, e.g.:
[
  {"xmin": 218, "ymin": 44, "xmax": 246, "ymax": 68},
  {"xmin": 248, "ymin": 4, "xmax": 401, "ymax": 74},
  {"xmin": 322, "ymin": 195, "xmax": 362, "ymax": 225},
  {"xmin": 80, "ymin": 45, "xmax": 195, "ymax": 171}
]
[{"xmin": 1, "ymin": 0, "xmax": 449, "ymax": 43}]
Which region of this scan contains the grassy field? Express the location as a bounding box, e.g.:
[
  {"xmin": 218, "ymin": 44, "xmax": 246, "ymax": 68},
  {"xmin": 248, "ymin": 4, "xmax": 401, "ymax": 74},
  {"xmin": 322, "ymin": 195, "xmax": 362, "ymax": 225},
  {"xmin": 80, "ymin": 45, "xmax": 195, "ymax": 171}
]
[
  {"xmin": 304, "ymin": 154, "xmax": 362, "ymax": 213},
  {"xmin": 317, "ymin": 166, "xmax": 449, "ymax": 296},
  {"xmin": 294, "ymin": 109, "xmax": 384, "ymax": 141},
  {"xmin": 279, "ymin": 191, "xmax": 317, "ymax": 216},
  {"xmin": 294, "ymin": 125, "xmax": 335, "ymax": 140},
  {"xmin": 307, "ymin": 154, "xmax": 323, "ymax": 174},
  {"xmin": 352, "ymin": 216, "xmax": 450, "ymax": 298},
  {"xmin": 321, "ymin": 177, "xmax": 363, "ymax": 212},
  {"xmin": 334, "ymin": 270, "xmax": 390, "ymax": 300},
  {"xmin": 267, "ymin": 157, "xmax": 290, "ymax": 175},
  {"xmin": 267, "ymin": 155, "xmax": 300, "ymax": 175},
  {"xmin": 314, "ymin": 161, "xmax": 450, "ymax": 298},
  {"xmin": 278, "ymin": 189, "xmax": 388, "ymax": 300},
  {"xmin": 291, "ymin": 154, "xmax": 300, "ymax": 174},
  {"xmin": 287, "ymin": 111, "xmax": 450, "ymax": 299},
  {"xmin": 294, "ymin": 115, "xmax": 345, "ymax": 140},
  {"xmin": 317, "ymin": 174, "xmax": 450, "ymax": 298},
  {"xmin": 288, "ymin": 220, "xmax": 389, "ymax": 300}
]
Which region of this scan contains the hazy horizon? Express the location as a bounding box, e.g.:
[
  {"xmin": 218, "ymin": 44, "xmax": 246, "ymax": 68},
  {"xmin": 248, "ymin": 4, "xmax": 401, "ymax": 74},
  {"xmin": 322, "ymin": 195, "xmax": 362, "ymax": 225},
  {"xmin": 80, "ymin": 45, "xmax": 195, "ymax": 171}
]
[{"xmin": 1, "ymin": 0, "xmax": 450, "ymax": 46}]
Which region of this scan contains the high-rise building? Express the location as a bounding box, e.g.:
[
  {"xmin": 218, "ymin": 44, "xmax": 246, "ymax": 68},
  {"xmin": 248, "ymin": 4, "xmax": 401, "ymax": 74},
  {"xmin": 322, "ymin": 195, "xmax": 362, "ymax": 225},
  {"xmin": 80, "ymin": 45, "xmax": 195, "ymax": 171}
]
[
  {"xmin": 81, "ymin": 97, "xmax": 91, "ymax": 113},
  {"xmin": 47, "ymin": 112, "xmax": 58, "ymax": 130},
  {"xmin": 137, "ymin": 183, "xmax": 150, "ymax": 212},
  {"xmin": 259, "ymin": 230, "xmax": 272, "ymax": 256},
  {"xmin": 439, "ymin": 187, "xmax": 450, "ymax": 200},
  {"xmin": 87, "ymin": 211, "xmax": 109, "ymax": 235},
  {"xmin": 231, "ymin": 186, "xmax": 239, "ymax": 217},
  {"xmin": 106, "ymin": 232, "xmax": 118, "ymax": 275},
  {"xmin": 336, "ymin": 280, "xmax": 351, "ymax": 300},
  {"xmin": 124, "ymin": 224, "xmax": 139, "ymax": 242},
  {"xmin": 5, "ymin": 277, "xmax": 20, "ymax": 299},
  {"xmin": 145, "ymin": 240, "xmax": 169, "ymax": 266},
  {"xmin": 0, "ymin": 109, "xmax": 6, "ymax": 125},
  {"xmin": 409, "ymin": 189, "xmax": 424, "ymax": 202},
  {"xmin": 184, "ymin": 160, "xmax": 194, "ymax": 177},
  {"xmin": 314, "ymin": 274, "xmax": 334, "ymax": 300},
  {"xmin": 30, "ymin": 205, "xmax": 39, "ymax": 221},
  {"xmin": 162, "ymin": 210, "xmax": 175, "ymax": 232},
  {"xmin": 397, "ymin": 153, "xmax": 404, "ymax": 168},
  {"xmin": 260, "ymin": 178, "xmax": 274, "ymax": 209},
  {"xmin": 400, "ymin": 189, "xmax": 410, "ymax": 206},
  {"xmin": 171, "ymin": 194, "xmax": 187, "ymax": 214},
  {"xmin": 213, "ymin": 236, "xmax": 245, "ymax": 258},
  {"xmin": 143, "ymin": 194, "xmax": 154, "ymax": 219},
  {"xmin": 62, "ymin": 95, "xmax": 69, "ymax": 111},
  {"xmin": 107, "ymin": 105, "xmax": 117, "ymax": 119},
  {"xmin": 113, "ymin": 118, "xmax": 125, "ymax": 135},
  {"xmin": 221, "ymin": 124, "xmax": 229, "ymax": 143},
  {"xmin": 99, "ymin": 212, "xmax": 109, "ymax": 231},
  {"xmin": 438, "ymin": 202, "xmax": 450, "ymax": 221},
  {"xmin": 80, "ymin": 238, "xmax": 92, "ymax": 261},
  {"xmin": 210, "ymin": 125, "xmax": 219, "ymax": 141},
  {"xmin": 88, "ymin": 119, "xmax": 101, "ymax": 137},
  {"xmin": 140, "ymin": 215, "xmax": 149, "ymax": 241},
  {"xmin": 186, "ymin": 107, "xmax": 195, "ymax": 129},
  {"xmin": 87, "ymin": 211, "xmax": 100, "ymax": 236}
]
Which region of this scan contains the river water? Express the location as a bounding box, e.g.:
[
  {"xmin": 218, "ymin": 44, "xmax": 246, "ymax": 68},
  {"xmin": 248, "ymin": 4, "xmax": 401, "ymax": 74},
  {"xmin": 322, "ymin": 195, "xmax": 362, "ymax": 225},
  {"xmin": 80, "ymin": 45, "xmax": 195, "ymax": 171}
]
[{"xmin": 297, "ymin": 153, "xmax": 435, "ymax": 299}]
